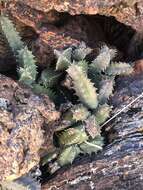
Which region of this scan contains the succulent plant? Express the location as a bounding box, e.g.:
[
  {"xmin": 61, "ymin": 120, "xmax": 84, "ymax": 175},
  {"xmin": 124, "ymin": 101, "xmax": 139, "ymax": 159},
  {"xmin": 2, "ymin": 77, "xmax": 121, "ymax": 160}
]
[
  {"xmin": 95, "ymin": 104, "xmax": 112, "ymax": 125},
  {"xmin": 57, "ymin": 145, "xmax": 81, "ymax": 166},
  {"xmin": 55, "ymin": 48, "xmax": 72, "ymax": 71},
  {"xmin": 67, "ymin": 64, "xmax": 98, "ymax": 109},
  {"xmin": 106, "ymin": 62, "xmax": 133, "ymax": 76},
  {"xmin": 0, "ymin": 15, "xmax": 24, "ymax": 53},
  {"xmin": 57, "ymin": 125, "xmax": 88, "ymax": 147},
  {"xmin": 72, "ymin": 42, "xmax": 92, "ymax": 61},
  {"xmin": 18, "ymin": 47, "xmax": 37, "ymax": 85},
  {"xmin": 0, "ymin": 15, "xmax": 134, "ymax": 175},
  {"xmin": 0, "ymin": 16, "xmax": 37, "ymax": 87}
]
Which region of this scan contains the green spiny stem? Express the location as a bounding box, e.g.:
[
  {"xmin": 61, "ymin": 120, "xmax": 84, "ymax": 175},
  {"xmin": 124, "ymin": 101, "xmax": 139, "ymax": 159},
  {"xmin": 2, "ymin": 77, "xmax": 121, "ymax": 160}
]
[
  {"xmin": 88, "ymin": 67, "xmax": 102, "ymax": 89},
  {"xmin": 95, "ymin": 104, "xmax": 112, "ymax": 125},
  {"xmin": 72, "ymin": 42, "xmax": 92, "ymax": 61},
  {"xmin": 0, "ymin": 15, "xmax": 24, "ymax": 53},
  {"xmin": 57, "ymin": 126, "xmax": 88, "ymax": 147},
  {"xmin": 90, "ymin": 45, "xmax": 111, "ymax": 71},
  {"xmin": 57, "ymin": 145, "xmax": 81, "ymax": 166},
  {"xmin": 109, "ymin": 48, "xmax": 117, "ymax": 60},
  {"xmin": 77, "ymin": 60, "xmax": 88, "ymax": 73},
  {"xmin": 55, "ymin": 48, "xmax": 72, "ymax": 71},
  {"xmin": 106, "ymin": 62, "xmax": 133, "ymax": 76},
  {"xmin": 32, "ymin": 84, "xmax": 56, "ymax": 101},
  {"xmin": 18, "ymin": 47, "xmax": 37, "ymax": 85},
  {"xmin": 62, "ymin": 104, "xmax": 90, "ymax": 124},
  {"xmin": 40, "ymin": 69, "xmax": 61, "ymax": 88},
  {"xmin": 67, "ymin": 65, "xmax": 98, "ymax": 109},
  {"xmin": 98, "ymin": 78, "xmax": 114, "ymax": 104},
  {"xmin": 80, "ymin": 136, "xmax": 104, "ymax": 154}
]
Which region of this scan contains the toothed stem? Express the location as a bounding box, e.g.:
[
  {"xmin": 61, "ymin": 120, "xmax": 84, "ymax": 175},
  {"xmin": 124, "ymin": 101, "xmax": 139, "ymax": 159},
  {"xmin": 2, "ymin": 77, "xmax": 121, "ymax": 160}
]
[
  {"xmin": 57, "ymin": 126, "xmax": 88, "ymax": 147},
  {"xmin": 90, "ymin": 45, "xmax": 111, "ymax": 71},
  {"xmin": 18, "ymin": 47, "xmax": 37, "ymax": 85},
  {"xmin": 79, "ymin": 136, "xmax": 104, "ymax": 154},
  {"xmin": 95, "ymin": 104, "xmax": 112, "ymax": 125},
  {"xmin": 73, "ymin": 42, "xmax": 92, "ymax": 61},
  {"xmin": 32, "ymin": 84, "xmax": 56, "ymax": 101},
  {"xmin": 40, "ymin": 69, "xmax": 61, "ymax": 88},
  {"xmin": 55, "ymin": 48, "xmax": 72, "ymax": 71},
  {"xmin": 63, "ymin": 104, "xmax": 90, "ymax": 124},
  {"xmin": 106, "ymin": 62, "xmax": 133, "ymax": 76},
  {"xmin": 67, "ymin": 65, "xmax": 98, "ymax": 109},
  {"xmin": 57, "ymin": 145, "xmax": 81, "ymax": 166},
  {"xmin": 98, "ymin": 78, "xmax": 114, "ymax": 104},
  {"xmin": 0, "ymin": 15, "xmax": 24, "ymax": 53}
]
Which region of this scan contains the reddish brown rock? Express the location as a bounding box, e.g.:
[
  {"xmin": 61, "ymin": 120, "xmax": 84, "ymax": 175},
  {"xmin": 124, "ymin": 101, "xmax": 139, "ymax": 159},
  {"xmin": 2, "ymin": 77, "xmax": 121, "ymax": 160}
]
[
  {"xmin": 7, "ymin": 0, "xmax": 143, "ymax": 32},
  {"xmin": 0, "ymin": 0, "xmax": 142, "ymax": 69},
  {"xmin": 133, "ymin": 59, "xmax": 143, "ymax": 74},
  {"xmin": 0, "ymin": 74, "xmax": 59, "ymax": 182}
]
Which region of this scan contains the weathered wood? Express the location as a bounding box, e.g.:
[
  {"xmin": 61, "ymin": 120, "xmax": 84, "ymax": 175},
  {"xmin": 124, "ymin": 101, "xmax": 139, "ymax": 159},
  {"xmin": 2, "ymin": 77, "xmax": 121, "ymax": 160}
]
[{"xmin": 42, "ymin": 73, "xmax": 143, "ymax": 190}]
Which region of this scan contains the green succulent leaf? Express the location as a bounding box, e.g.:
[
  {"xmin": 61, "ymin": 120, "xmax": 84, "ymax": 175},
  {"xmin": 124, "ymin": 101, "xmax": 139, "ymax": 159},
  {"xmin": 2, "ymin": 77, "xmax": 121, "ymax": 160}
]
[
  {"xmin": 95, "ymin": 104, "xmax": 112, "ymax": 125},
  {"xmin": 55, "ymin": 48, "xmax": 72, "ymax": 70},
  {"xmin": 88, "ymin": 67, "xmax": 102, "ymax": 88},
  {"xmin": 109, "ymin": 48, "xmax": 117, "ymax": 60},
  {"xmin": 32, "ymin": 84, "xmax": 56, "ymax": 101},
  {"xmin": 58, "ymin": 145, "xmax": 81, "ymax": 166},
  {"xmin": 0, "ymin": 15, "xmax": 24, "ymax": 53},
  {"xmin": 57, "ymin": 126, "xmax": 88, "ymax": 146},
  {"xmin": 18, "ymin": 47, "xmax": 37, "ymax": 85},
  {"xmin": 77, "ymin": 60, "xmax": 88, "ymax": 73},
  {"xmin": 40, "ymin": 69, "xmax": 61, "ymax": 88},
  {"xmin": 80, "ymin": 136, "xmax": 104, "ymax": 155},
  {"xmin": 106, "ymin": 62, "xmax": 133, "ymax": 76},
  {"xmin": 67, "ymin": 65, "xmax": 98, "ymax": 109},
  {"xmin": 98, "ymin": 78, "xmax": 114, "ymax": 104},
  {"xmin": 73, "ymin": 42, "xmax": 92, "ymax": 61},
  {"xmin": 72, "ymin": 104, "xmax": 90, "ymax": 121},
  {"xmin": 63, "ymin": 104, "xmax": 90, "ymax": 125},
  {"xmin": 90, "ymin": 45, "xmax": 111, "ymax": 71}
]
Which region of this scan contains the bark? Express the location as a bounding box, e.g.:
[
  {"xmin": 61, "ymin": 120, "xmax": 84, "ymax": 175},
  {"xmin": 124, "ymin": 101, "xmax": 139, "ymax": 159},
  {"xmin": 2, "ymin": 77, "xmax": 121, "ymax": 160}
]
[{"xmin": 42, "ymin": 73, "xmax": 143, "ymax": 190}]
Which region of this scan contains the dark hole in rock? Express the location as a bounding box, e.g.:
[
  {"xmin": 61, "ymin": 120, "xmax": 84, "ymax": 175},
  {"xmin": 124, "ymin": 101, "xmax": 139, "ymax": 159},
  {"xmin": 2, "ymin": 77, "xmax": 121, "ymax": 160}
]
[
  {"xmin": 1, "ymin": 13, "xmax": 142, "ymax": 77},
  {"xmin": 36, "ymin": 12, "xmax": 143, "ymax": 70}
]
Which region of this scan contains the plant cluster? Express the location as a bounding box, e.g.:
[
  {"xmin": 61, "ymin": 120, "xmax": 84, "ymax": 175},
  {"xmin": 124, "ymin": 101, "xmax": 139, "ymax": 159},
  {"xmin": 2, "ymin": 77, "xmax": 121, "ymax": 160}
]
[
  {"xmin": 0, "ymin": 15, "xmax": 133, "ymax": 187},
  {"xmin": 43, "ymin": 43, "xmax": 133, "ymax": 171}
]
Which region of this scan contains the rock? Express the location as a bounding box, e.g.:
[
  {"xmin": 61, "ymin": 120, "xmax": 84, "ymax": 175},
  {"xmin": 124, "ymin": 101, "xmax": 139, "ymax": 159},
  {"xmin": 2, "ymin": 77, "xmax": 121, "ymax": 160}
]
[
  {"xmin": 7, "ymin": 0, "xmax": 143, "ymax": 32},
  {"xmin": 2, "ymin": 0, "xmax": 141, "ymax": 68},
  {"xmin": 0, "ymin": 74, "xmax": 59, "ymax": 182}
]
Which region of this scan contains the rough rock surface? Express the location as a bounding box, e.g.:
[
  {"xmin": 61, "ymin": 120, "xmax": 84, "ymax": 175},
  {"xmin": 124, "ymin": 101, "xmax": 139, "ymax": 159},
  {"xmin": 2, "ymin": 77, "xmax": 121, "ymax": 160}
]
[
  {"xmin": 0, "ymin": 74, "xmax": 59, "ymax": 182},
  {"xmin": 0, "ymin": 0, "xmax": 141, "ymax": 70},
  {"xmin": 7, "ymin": 0, "xmax": 143, "ymax": 32}
]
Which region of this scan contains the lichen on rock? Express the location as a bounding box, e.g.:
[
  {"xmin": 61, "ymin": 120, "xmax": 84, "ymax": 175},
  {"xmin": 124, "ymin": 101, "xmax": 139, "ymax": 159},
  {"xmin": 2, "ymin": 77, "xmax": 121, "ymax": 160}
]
[{"xmin": 0, "ymin": 74, "xmax": 59, "ymax": 182}]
